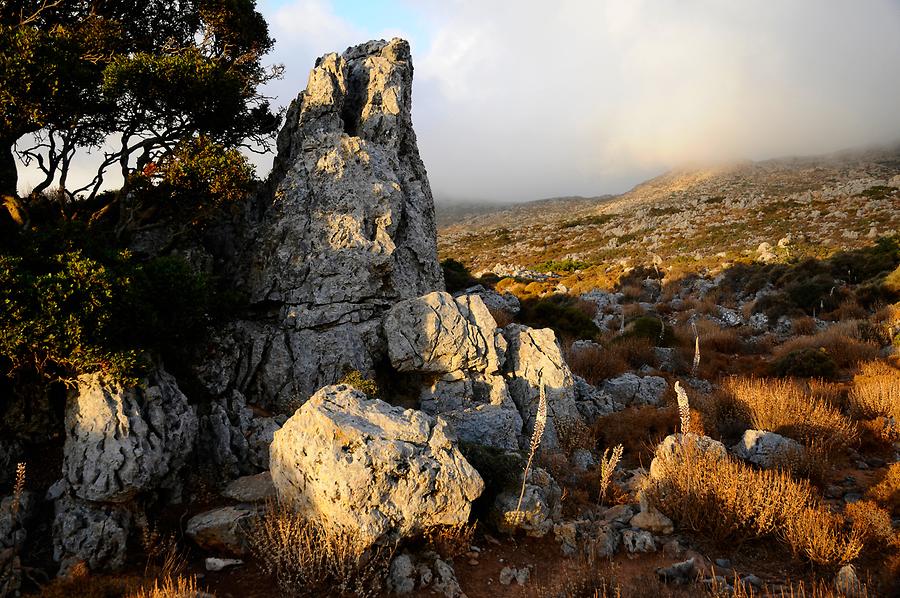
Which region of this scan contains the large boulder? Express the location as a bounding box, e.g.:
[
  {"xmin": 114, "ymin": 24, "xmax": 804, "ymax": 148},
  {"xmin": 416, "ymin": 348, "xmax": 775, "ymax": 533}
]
[
  {"xmin": 502, "ymin": 324, "xmax": 582, "ymax": 449},
  {"xmin": 384, "ymin": 292, "xmax": 505, "ymax": 374},
  {"xmin": 62, "ymin": 367, "xmax": 198, "ymax": 503},
  {"xmin": 384, "ymin": 292, "xmax": 522, "ymax": 450},
  {"xmin": 203, "ymin": 38, "xmax": 443, "ymax": 411},
  {"xmin": 601, "ymin": 373, "xmax": 668, "ymax": 407},
  {"xmin": 52, "ymin": 495, "xmax": 131, "ymax": 574},
  {"xmin": 731, "ymin": 429, "xmax": 804, "ymax": 469},
  {"xmin": 269, "ymin": 385, "xmax": 483, "ymax": 547}
]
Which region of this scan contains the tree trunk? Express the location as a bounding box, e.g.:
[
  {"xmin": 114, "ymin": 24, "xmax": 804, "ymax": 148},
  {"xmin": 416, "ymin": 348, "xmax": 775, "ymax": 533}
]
[{"xmin": 0, "ymin": 136, "xmax": 18, "ymax": 198}]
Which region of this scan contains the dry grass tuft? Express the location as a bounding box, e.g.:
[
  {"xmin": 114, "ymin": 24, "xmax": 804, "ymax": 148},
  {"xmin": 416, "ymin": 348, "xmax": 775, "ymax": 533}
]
[
  {"xmin": 647, "ymin": 441, "xmax": 863, "ymax": 565},
  {"xmin": 721, "ymin": 377, "xmax": 857, "ymax": 452},
  {"xmin": 773, "ymin": 321, "xmax": 880, "ymax": 370},
  {"xmin": 866, "ymin": 462, "xmax": 900, "ymax": 515},
  {"xmin": 594, "ymin": 405, "xmax": 680, "ymax": 465},
  {"xmin": 422, "ymin": 522, "xmax": 476, "ymax": 558},
  {"xmin": 848, "ymin": 360, "xmax": 900, "ymax": 422},
  {"xmin": 844, "ymin": 500, "xmax": 897, "ymax": 549},
  {"xmin": 247, "ymin": 501, "xmax": 393, "ymax": 597},
  {"xmin": 126, "ymin": 576, "xmax": 202, "ymax": 598}
]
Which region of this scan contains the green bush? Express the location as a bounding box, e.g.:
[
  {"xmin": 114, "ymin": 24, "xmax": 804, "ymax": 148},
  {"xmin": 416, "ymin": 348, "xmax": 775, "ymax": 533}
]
[
  {"xmin": 517, "ymin": 295, "xmax": 598, "ymax": 340},
  {"xmin": 770, "ymin": 348, "xmax": 838, "ymax": 380},
  {"xmin": 536, "ymin": 258, "xmax": 589, "ymax": 273},
  {"xmin": 0, "ymin": 226, "xmax": 215, "ymax": 384},
  {"xmin": 338, "ymin": 368, "xmax": 380, "ymax": 399},
  {"xmin": 622, "ymin": 315, "xmax": 678, "ymax": 347},
  {"xmin": 440, "ymin": 258, "xmax": 476, "ymax": 293}
]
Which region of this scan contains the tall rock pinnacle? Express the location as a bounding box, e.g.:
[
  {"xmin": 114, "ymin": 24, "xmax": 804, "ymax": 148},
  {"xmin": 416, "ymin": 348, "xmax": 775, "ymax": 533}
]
[{"xmin": 204, "ymin": 39, "xmax": 444, "ymax": 410}]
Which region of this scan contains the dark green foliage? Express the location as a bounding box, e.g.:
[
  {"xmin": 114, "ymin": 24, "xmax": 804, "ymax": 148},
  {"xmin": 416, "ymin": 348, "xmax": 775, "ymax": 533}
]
[
  {"xmin": 517, "ymin": 295, "xmax": 599, "ymax": 341},
  {"xmin": 0, "ymin": 225, "xmax": 216, "ymax": 383},
  {"xmin": 622, "ymin": 315, "xmax": 678, "ymax": 347},
  {"xmin": 770, "ymin": 348, "xmax": 839, "ymax": 380},
  {"xmin": 0, "ymin": 0, "xmax": 278, "ymax": 200},
  {"xmin": 441, "ymin": 258, "xmax": 476, "ymax": 293},
  {"xmin": 561, "ymin": 214, "xmax": 614, "ymax": 228},
  {"xmin": 536, "ymin": 258, "xmax": 589, "ymax": 273},
  {"xmin": 858, "ymin": 185, "xmax": 899, "ymax": 200}
]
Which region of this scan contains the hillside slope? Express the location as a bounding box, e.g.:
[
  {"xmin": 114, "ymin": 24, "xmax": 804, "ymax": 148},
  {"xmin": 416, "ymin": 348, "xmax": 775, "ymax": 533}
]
[{"xmin": 439, "ymin": 147, "xmax": 900, "ymax": 275}]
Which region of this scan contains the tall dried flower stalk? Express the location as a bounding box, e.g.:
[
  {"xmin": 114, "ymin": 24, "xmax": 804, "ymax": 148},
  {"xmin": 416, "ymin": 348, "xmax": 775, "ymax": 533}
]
[
  {"xmin": 509, "ymin": 385, "xmax": 548, "ymax": 527},
  {"xmin": 691, "ymin": 321, "xmax": 700, "ymax": 376},
  {"xmin": 11, "ymin": 462, "xmax": 25, "ymax": 518},
  {"xmin": 675, "ymin": 381, "xmax": 691, "ymax": 434},
  {"xmin": 598, "ymin": 444, "xmax": 623, "ymax": 507}
]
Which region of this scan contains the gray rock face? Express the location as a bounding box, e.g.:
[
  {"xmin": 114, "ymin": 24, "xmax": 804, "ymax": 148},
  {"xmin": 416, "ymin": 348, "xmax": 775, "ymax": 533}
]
[
  {"xmin": 199, "ymin": 390, "xmax": 282, "ymax": 479},
  {"xmin": 732, "ymin": 429, "xmax": 803, "ymax": 468},
  {"xmin": 222, "ymin": 472, "xmax": 276, "ymax": 503},
  {"xmin": 52, "ymin": 495, "xmax": 131, "ymax": 574},
  {"xmin": 492, "ymin": 467, "xmax": 562, "ymax": 538},
  {"xmin": 186, "ymin": 506, "xmax": 256, "ymax": 556},
  {"xmin": 0, "ymin": 492, "xmax": 32, "ymax": 550},
  {"xmin": 601, "ymin": 373, "xmax": 668, "ymax": 407},
  {"xmin": 573, "ymin": 375, "xmax": 618, "ymax": 422},
  {"xmin": 503, "ymin": 324, "xmax": 582, "ymax": 449},
  {"xmin": 205, "ymin": 38, "xmax": 443, "ymax": 411},
  {"xmin": 456, "ymin": 285, "xmax": 521, "ymax": 318},
  {"xmin": 63, "ymin": 367, "xmax": 198, "ymax": 503},
  {"xmin": 269, "ymin": 385, "xmax": 483, "ymax": 547},
  {"xmin": 649, "ymin": 433, "xmax": 728, "ymax": 479},
  {"xmin": 384, "ymin": 291, "xmax": 523, "ymax": 450},
  {"xmin": 385, "ymin": 292, "xmax": 505, "ymax": 374}
]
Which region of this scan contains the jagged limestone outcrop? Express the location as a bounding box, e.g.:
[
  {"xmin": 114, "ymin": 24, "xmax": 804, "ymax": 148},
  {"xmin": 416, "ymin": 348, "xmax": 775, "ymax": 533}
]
[
  {"xmin": 201, "ymin": 38, "xmax": 443, "ymax": 411},
  {"xmin": 269, "ymin": 385, "xmax": 483, "ymax": 548},
  {"xmin": 62, "ymin": 367, "xmax": 198, "ymax": 503}
]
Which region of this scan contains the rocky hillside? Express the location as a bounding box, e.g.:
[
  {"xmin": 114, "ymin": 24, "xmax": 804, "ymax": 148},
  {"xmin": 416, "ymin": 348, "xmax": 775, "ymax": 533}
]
[{"xmin": 439, "ymin": 148, "xmax": 900, "ymax": 274}]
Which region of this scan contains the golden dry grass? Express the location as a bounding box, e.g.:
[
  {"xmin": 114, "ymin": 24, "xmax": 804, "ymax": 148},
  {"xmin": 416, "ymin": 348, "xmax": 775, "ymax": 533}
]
[
  {"xmin": 646, "ymin": 440, "xmax": 863, "ymax": 566},
  {"xmin": 773, "ymin": 321, "xmax": 879, "ymax": 370},
  {"xmin": 848, "ymin": 360, "xmax": 900, "ymax": 421},
  {"xmin": 721, "ymin": 377, "xmax": 857, "ymax": 452},
  {"xmin": 126, "ymin": 576, "xmax": 201, "ymax": 598},
  {"xmin": 247, "ymin": 501, "xmax": 393, "ymax": 597},
  {"xmin": 866, "ymin": 462, "xmax": 900, "ymax": 515}
]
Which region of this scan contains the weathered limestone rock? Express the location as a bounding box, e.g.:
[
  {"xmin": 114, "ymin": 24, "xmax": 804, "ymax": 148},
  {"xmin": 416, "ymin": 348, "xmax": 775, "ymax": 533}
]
[
  {"xmin": 269, "ymin": 385, "xmax": 483, "ymax": 547},
  {"xmin": 52, "ymin": 495, "xmax": 132, "ymax": 574},
  {"xmin": 385, "ymin": 292, "xmax": 505, "ymax": 374},
  {"xmin": 0, "ymin": 492, "xmax": 32, "ymax": 550},
  {"xmin": 573, "ymin": 375, "xmax": 618, "ymax": 422},
  {"xmin": 384, "ymin": 291, "xmax": 522, "ymax": 449},
  {"xmin": 732, "ymin": 429, "xmax": 804, "ymax": 468},
  {"xmin": 649, "ymin": 433, "xmax": 728, "ymax": 479},
  {"xmin": 186, "ymin": 505, "xmax": 256, "ymax": 556},
  {"xmin": 456, "ymin": 285, "xmax": 521, "ymax": 318},
  {"xmin": 503, "ymin": 324, "xmax": 582, "ymax": 450},
  {"xmin": 206, "ymin": 38, "xmax": 443, "ymax": 411},
  {"xmin": 63, "ymin": 367, "xmax": 198, "ymax": 503},
  {"xmin": 601, "ymin": 373, "xmax": 668, "ymax": 407},
  {"xmin": 492, "ymin": 467, "xmax": 562, "ymax": 538},
  {"xmin": 222, "ymin": 472, "xmax": 276, "ymax": 503},
  {"xmin": 199, "ymin": 390, "xmax": 282, "ymax": 479}
]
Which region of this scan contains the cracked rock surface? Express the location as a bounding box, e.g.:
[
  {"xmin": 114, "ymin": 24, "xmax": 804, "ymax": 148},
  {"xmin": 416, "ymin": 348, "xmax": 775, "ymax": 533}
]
[
  {"xmin": 200, "ymin": 38, "xmax": 443, "ymax": 411},
  {"xmin": 269, "ymin": 384, "xmax": 483, "ymax": 547},
  {"xmin": 62, "ymin": 367, "xmax": 198, "ymax": 503}
]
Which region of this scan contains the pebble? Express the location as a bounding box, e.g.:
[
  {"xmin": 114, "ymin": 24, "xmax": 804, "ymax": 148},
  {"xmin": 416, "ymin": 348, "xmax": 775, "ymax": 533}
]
[
  {"xmin": 205, "ymin": 557, "xmax": 243, "ymax": 572},
  {"xmin": 715, "ymin": 558, "xmax": 731, "ymax": 569}
]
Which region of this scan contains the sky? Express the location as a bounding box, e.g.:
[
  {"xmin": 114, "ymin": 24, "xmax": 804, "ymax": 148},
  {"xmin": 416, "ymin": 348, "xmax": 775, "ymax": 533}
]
[{"xmin": 17, "ymin": 0, "xmax": 900, "ymax": 202}]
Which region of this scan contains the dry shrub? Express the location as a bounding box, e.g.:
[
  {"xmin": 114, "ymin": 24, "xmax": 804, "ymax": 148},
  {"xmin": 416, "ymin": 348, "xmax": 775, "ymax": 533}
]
[
  {"xmin": 487, "ymin": 306, "xmax": 513, "ymax": 328},
  {"xmin": 247, "ymin": 501, "xmax": 393, "ymax": 597},
  {"xmin": 866, "ymin": 462, "xmax": 900, "ymax": 515},
  {"xmin": 36, "ymin": 567, "xmax": 143, "ymax": 598},
  {"xmin": 565, "ymin": 342, "xmax": 629, "ymax": 384},
  {"xmin": 774, "ymin": 321, "xmax": 880, "ymax": 370},
  {"xmin": 722, "ymin": 377, "xmax": 857, "ymax": 452},
  {"xmin": 647, "ymin": 441, "xmax": 863, "ymax": 565},
  {"xmin": 848, "ymin": 360, "xmax": 900, "ymax": 421},
  {"xmin": 691, "ymin": 319, "xmax": 745, "ymax": 355},
  {"xmin": 593, "ymin": 406, "xmax": 679, "ymax": 464},
  {"xmin": 805, "ymin": 379, "xmax": 846, "ymax": 410},
  {"xmin": 791, "ymin": 316, "xmax": 818, "ymax": 336},
  {"xmin": 844, "ymin": 500, "xmax": 896, "ymax": 549},
  {"xmin": 726, "ymin": 578, "xmax": 869, "ymax": 598},
  {"xmin": 126, "ymin": 576, "xmax": 202, "ymax": 598},
  {"xmin": 422, "ymin": 522, "xmax": 475, "ymax": 558}
]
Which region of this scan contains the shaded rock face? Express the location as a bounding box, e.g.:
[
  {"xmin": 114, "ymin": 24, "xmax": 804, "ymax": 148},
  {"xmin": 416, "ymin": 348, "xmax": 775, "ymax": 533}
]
[
  {"xmin": 63, "ymin": 368, "xmax": 198, "ymax": 503},
  {"xmin": 52, "ymin": 495, "xmax": 131, "ymax": 575},
  {"xmin": 732, "ymin": 429, "xmax": 803, "ymax": 468},
  {"xmin": 269, "ymin": 385, "xmax": 483, "ymax": 548},
  {"xmin": 383, "ymin": 292, "xmax": 584, "ymax": 451},
  {"xmin": 206, "ymin": 38, "xmax": 443, "ymax": 411}
]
